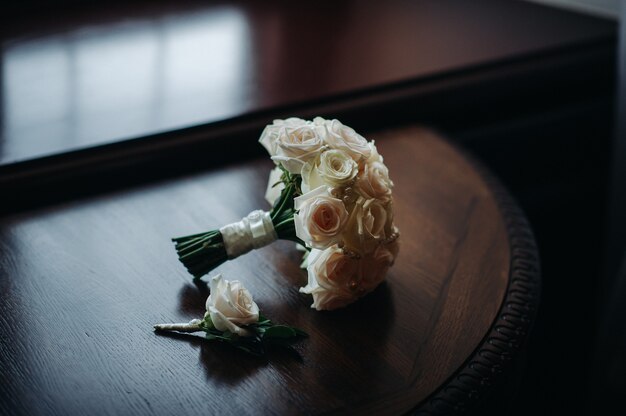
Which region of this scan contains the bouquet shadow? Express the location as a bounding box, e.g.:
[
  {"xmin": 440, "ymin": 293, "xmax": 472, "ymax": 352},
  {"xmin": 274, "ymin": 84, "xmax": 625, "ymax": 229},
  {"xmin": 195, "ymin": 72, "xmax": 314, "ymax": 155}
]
[
  {"xmin": 307, "ymin": 281, "xmax": 395, "ymax": 343},
  {"xmin": 269, "ymin": 274, "xmax": 396, "ymax": 365}
]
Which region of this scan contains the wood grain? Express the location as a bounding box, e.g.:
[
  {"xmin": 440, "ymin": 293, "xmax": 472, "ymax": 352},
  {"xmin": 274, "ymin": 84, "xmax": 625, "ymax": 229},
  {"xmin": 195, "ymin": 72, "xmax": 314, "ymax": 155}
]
[{"xmin": 0, "ymin": 127, "xmax": 536, "ymax": 415}]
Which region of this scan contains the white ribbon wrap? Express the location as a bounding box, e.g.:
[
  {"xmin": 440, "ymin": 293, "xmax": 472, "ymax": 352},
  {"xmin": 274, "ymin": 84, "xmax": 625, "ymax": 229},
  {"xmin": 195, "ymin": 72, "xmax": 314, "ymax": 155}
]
[{"xmin": 219, "ymin": 210, "xmax": 277, "ymax": 259}]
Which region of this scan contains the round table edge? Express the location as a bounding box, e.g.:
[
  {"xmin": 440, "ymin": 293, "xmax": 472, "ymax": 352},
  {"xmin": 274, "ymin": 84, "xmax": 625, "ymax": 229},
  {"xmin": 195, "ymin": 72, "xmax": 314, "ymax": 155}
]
[{"xmin": 412, "ymin": 137, "xmax": 542, "ymax": 415}]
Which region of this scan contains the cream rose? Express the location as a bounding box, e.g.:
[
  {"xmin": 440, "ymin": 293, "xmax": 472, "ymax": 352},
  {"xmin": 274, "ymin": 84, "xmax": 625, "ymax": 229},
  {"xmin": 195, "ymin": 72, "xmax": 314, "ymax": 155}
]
[
  {"xmin": 324, "ymin": 118, "xmax": 371, "ymax": 161},
  {"xmin": 294, "ymin": 186, "xmax": 349, "ymax": 249},
  {"xmin": 356, "ymin": 160, "xmax": 393, "ymax": 201},
  {"xmin": 206, "ymin": 274, "xmax": 259, "ymax": 336},
  {"xmin": 299, "ymin": 246, "xmax": 360, "ymax": 310},
  {"xmin": 299, "ymin": 242, "xmax": 399, "ymax": 310},
  {"xmin": 259, "ymin": 117, "xmax": 308, "ymax": 156},
  {"xmin": 269, "ymin": 124, "xmax": 326, "ymax": 174},
  {"xmin": 264, "ymin": 166, "xmax": 285, "ymax": 207},
  {"xmin": 343, "ymin": 197, "xmax": 390, "ymax": 253},
  {"xmin": 301, "ymin": 149, "xmax": 358, "ymax": 193},
  {"xmin": 367, "ymin": 140, "xmax": 384, "ymax": 163},
  {"xmin": 359, "ymin": 241, "xmax": 399, "ymax": 293}
]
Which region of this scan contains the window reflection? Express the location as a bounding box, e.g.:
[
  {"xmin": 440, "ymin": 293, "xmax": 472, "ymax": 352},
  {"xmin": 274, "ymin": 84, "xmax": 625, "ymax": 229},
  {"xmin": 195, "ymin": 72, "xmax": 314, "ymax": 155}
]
[{"xmin": 2, "ymin": 7, "xmax": 250, "ymax": 164}]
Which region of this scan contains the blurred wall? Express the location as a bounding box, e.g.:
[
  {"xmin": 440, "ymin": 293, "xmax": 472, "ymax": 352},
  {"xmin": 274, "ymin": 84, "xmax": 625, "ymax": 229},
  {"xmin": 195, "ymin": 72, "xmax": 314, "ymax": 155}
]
[{"xmin": 527, "ymin": 0, "xmax": 620, "ymax": 19}]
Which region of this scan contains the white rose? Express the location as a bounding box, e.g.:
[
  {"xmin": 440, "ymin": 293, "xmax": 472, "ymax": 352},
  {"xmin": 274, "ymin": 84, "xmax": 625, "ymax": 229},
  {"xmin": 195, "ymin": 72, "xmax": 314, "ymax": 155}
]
[
  {"xmin": 299, "ymin": 241, "xmax": 399, "ymax": 310},
  {"xmin": 259, "ymin": 117, "xmax": 308, "ymax": 156},
  {"xmin": 206, "ymin": 274, "xmax": 259, "ymax": 336},
  {"xmin": 312, "ymin": 116, "xmax": 327, "ymax": 127},
  {"xmin": 294, "ymin": 186, "xmax": 349, "ymax": 249},
  {"xmin": 300, "ymin": 159, "xmax": 322, "ymax": 194},
  {"xmin": 301, "ymin": 149, "xmax": 358, "ymax": 193},
  {"xmin": 270, "ymin": 124, "xmax": 326, "ymax": 174},
  {"xmin": 324, "ymin": 119, "xmax": 371, "ymax": 161},
  {"xmin": 299, "ymin": 246, "xmax": 360, "ymax": 310},
  {"xmin": 359, "ymin": 241, "xmax": 399, "ymax": 293},
  {"xmin": 265, "ymin": 166, "xmax": 285, "ymax": 207},
  {"xmin": 384, "ymin": 201, "xmax": 397, "ymax": 238},
  {"xmin": 367, "ymin": 140, "xmax": 384, "ymax": 163},
  {"xmin": 356, "ymin": 160, "xmax": 393, "ymax": 201},
  {"xmin": 344, "ymin": 198, "xmax": 390, "ymax": 253}
]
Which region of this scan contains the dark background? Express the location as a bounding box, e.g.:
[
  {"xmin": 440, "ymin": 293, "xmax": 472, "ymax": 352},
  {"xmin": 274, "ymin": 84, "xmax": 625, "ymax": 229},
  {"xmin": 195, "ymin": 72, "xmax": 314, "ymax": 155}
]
[{"xmin": 1, "ymin": 1, "xmax": 624, "ymax": 414}]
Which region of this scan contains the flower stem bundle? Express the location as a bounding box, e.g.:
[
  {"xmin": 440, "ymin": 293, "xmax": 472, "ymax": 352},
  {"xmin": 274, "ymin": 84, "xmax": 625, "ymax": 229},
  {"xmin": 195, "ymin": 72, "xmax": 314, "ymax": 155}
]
[{"xmin": 172, "ymin": 170, "xmax": 304, "ymax": 279}]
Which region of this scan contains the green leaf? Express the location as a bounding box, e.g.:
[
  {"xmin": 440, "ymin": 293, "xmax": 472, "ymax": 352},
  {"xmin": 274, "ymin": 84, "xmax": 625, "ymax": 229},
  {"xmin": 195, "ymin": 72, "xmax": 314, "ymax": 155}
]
[
  {"xmin": 163, "ymin": 309, "xmax": 306, "ymax": 357},
  {"xmin": 257, "ymin": 314, "xmax": 272, "ymax": 325},
  {"xmin": 233, "ymin": 336, "xmax": 265, "ymax": 356},
  {"xmin": 293, "ymin": 328, "xmax": 308, "ymax": 337},
  {"xmin": 205, "ymin": 333, "xmax": 232, "ymax": 342},
  {"xmin": 263, "ymin": 325, "xmax": 297, "ymax": 339},
  {"xmin": 235, "ymin": 344, "xmax": 263, "ymax": 356},
  {"xmin": 200, "ymin": 313, "xmax": 215, "ymax": 331}
]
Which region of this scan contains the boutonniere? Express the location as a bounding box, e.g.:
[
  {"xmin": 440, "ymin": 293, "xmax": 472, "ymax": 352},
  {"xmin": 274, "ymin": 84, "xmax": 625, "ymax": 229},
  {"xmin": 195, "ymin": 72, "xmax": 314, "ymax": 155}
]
[{"xmin": 154, "ymin": 274, "xmax": 306, "ymax": 356}]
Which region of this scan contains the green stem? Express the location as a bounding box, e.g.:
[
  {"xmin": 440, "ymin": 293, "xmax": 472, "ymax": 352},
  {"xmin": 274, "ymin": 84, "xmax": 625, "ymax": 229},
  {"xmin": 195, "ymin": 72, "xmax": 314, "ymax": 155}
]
[
  {"xmin": 172, "ymin": 170, "xmax": 303, "ymax": 279},
  {"xmin": 271, "ymin": 183, "xmax": 294, "ymax": 221}
]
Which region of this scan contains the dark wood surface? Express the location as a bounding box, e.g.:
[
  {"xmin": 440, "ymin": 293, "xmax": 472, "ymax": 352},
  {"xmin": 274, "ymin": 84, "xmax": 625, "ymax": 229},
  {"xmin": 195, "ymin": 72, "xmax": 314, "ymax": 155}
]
[
  {"xmin": 0, "ymin": 0, "xmax": 615, "ymax": 165},
  {"xmin": 0, "ymin": 127, "xmax": 539, "ymax": 415}
]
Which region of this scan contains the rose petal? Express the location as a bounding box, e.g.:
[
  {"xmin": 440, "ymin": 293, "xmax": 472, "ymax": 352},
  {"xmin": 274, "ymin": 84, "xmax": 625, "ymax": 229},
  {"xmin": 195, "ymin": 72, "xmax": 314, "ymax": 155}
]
[
  {"xmin": 265, "ymin": 167, "xmax": 285, "ymax": 206},
  {"xmin": 209, "ymin": 306, "xmax": 241, "ymax": 334}
]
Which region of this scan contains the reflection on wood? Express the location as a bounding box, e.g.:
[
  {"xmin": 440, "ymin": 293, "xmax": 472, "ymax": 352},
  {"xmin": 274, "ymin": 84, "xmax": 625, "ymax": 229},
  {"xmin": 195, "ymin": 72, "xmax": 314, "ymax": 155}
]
[{"xmin": 0, "ymin": 0, "xmax": 615, "ymax": 164}]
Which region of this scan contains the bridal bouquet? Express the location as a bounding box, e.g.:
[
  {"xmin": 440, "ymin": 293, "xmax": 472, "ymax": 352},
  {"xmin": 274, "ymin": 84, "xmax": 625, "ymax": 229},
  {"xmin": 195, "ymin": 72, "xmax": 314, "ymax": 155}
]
[{"xmin": 172, "ymin": 117, "xmax": 399, "ymax": 310}]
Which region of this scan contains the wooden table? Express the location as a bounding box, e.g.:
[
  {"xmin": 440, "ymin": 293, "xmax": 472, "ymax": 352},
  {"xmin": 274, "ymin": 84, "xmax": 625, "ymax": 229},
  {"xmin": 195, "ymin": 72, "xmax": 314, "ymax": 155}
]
[{"xmin": 0, "ymin": 126, "xmax": 540, "ymax": 415}]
